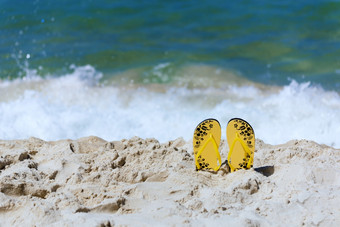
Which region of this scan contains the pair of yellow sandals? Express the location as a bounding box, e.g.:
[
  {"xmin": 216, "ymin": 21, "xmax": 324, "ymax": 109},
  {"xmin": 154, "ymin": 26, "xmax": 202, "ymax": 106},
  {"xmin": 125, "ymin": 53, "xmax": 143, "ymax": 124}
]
[{"xmin": 193, "ymin": 118, "xmax": 255, "ymax": 172}]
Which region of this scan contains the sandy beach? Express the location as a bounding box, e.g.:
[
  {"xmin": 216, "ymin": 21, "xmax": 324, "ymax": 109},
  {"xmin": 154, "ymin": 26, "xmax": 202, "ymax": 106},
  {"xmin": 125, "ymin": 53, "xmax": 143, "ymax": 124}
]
[
  {"xmin": 2, "ymin": 1, "xmax": 340, "ymax": 226},
  {"xmin": 0, "ymin": 136, "xmax": 339, "ymax": 226}
]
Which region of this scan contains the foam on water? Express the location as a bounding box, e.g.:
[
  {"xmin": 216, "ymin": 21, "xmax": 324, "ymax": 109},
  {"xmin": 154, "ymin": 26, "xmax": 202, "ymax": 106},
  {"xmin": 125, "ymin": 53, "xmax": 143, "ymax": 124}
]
[{"xmin": 0, "ymin": 65, "xmax": 339, "ymax": 148}]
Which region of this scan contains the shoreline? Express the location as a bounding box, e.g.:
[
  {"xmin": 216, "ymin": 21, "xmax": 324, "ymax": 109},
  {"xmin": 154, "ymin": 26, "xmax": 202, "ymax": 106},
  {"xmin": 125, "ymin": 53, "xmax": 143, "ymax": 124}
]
[{"xmin": 0, "ymin": 136, "xmax": 339, "ymax": 226}]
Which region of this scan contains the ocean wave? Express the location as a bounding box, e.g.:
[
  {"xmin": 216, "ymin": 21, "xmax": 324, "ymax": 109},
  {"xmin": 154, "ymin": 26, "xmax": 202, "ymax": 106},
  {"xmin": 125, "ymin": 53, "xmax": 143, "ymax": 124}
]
[{"xmin": 0, "ymin": 65, "xmax": 339, "ymax": 148}]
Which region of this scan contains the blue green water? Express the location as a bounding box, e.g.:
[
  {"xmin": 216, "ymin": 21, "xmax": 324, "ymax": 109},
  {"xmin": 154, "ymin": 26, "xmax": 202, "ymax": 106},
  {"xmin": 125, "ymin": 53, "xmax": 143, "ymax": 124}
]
[
  {"xmin": 1, "ymin": 0, "xmax": 340, "ymax": 147},
  {"xmin": 1, "ymin": 0, "xmax": 340, "ymax": 89}
]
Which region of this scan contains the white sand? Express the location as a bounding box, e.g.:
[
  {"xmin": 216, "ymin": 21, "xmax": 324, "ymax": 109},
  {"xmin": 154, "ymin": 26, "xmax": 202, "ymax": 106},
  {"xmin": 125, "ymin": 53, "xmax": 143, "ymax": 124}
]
[{"xmin": 0, "ymin": 136, "xmax": 339, "ymax": 226}]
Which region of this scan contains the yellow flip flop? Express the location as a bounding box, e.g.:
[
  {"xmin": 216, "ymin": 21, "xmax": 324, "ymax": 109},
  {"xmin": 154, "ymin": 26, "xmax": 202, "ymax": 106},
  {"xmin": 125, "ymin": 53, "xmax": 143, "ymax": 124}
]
[
  {"xmin": 193, "ymin": 118, "xmax": 222, "ymax": 171},
  {"xmin": 227, "ymin": 118, "xmax": 255, "ymax": 172}
]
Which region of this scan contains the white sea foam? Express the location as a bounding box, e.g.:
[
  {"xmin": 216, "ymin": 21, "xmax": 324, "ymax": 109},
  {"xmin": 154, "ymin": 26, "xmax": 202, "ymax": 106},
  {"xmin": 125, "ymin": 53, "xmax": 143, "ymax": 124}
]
[{"xmin": 0, "ymin": 65, "xmax": 339, "ymax": 148}]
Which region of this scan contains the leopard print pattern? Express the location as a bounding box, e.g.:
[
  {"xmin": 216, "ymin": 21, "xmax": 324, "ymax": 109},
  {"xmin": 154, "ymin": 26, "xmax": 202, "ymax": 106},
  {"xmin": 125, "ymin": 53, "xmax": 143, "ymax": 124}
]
[
  {"xmin": 194, "ymin": 119, "xmax": 215, "ymax": 169},
  {"xmin": 233, "ymin": 119, "xmax": 254, "ymax": 170}
]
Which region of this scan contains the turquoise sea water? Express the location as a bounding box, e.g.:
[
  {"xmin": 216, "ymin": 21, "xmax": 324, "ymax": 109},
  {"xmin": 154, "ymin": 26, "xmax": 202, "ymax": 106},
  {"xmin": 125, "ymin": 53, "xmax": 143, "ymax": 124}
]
[
  {"xmin": 1, "ymin": 0, "xmax": 340, "ymax": 89},
  {"xmin": 1, "ymin": 0, "xmax": 340, "ymax": 147}
]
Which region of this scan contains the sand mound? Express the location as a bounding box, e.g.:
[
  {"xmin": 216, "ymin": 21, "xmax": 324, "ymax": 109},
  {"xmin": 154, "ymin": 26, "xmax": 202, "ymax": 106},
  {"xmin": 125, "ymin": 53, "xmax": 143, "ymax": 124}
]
[{"xmin": 0, "ymin": 136, "xmax": 339, "ymax": 226}]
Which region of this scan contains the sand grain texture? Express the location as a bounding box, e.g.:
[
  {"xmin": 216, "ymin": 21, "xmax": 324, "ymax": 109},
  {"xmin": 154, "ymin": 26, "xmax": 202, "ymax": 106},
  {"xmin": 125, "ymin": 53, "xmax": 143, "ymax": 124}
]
[{"xmin": 0, "ymin": 136, "xmax": 339, "ymax": 226}]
